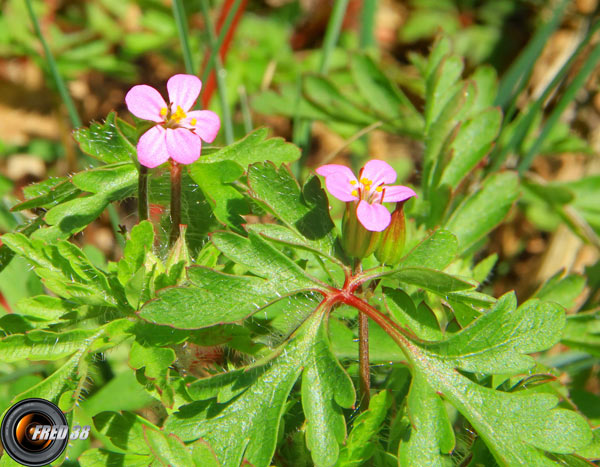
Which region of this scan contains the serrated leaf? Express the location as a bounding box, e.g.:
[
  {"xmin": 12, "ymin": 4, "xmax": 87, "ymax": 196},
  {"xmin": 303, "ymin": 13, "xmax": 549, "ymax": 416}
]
[
  {"xmin": 139, "ymin": 252, "xmax": 325, "ymax": 329},
  {"xmin": 73, "ymin": 112, "xmax": 137, "ymax": 164},
  {"xmin": 2, "ymin": 233, "xmax": 125, "ymax": 308},
  {"xmin": 168, "ymin": 310, "xmax": 353, "ymax": 467},
  {"xmin": 302, "ymin": 316, "xmax": 355, "ymax": 466},
  {"xmin": 247, "ymin": 162, "xmax": 336, "ymax": 258},
  {"xmin": 425, "ymin": 293, "xmax": 564, "ymax": 374},
  {"xmin": 445, "ymin": 172, "xmax": 519, "ymax": 252},
  {"xmin": 211, "ymin": 230, "xmax": 319, "ymax": 290},
  {"xmin": 201, "ymin": 127, "xmax": 300, "ymax": 166},
  {"xmin": 12, "ymin": 178, "xmax": 80, "ymax": 212},
  {"xmin": 388, "ymin": 266, "xmax": 474, "ymax": 295},
  {"xmin": 0, "ymin": 319, "xmax": 133, "ymax": 364}
]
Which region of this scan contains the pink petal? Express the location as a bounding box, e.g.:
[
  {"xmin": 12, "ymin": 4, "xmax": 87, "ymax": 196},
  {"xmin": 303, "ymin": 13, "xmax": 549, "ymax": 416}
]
[
  {"xmin": 356, "ymin": 200, "xmax": 391, "ymax": 231},
  {"xmin": 167, "ymin": 74, "xmax": 202, "ymax": 111},
  {"xmin": 137, "ymin": 126, "xmax": 169, "ymax": 168},
  {"xmin": 316, "ymin": 164, "xmax": 356, "ymax": 180},
  {"xmin": 166, "ymin": 128, "xmax": 202, "ymax": 165},
  {"xmin": 186, "ymin": 110, "xmax": 220, "ymax": 143},
  {"xmin": 125, "ymin": 85, "xmax": 167, "ymax": 122},
  {"xmin": 325, "ymin": 172, "xmax": 359, "ymax": 202},
  {"xmin": 361, "ymin": 160, "xmax": 397, "ymax": 186},
  {"xmin": 383, "ymin": 185, "xmax": 417, "ymax": 203}
]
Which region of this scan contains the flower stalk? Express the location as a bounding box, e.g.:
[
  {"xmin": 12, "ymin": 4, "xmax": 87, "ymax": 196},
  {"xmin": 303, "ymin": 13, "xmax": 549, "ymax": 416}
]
[
  {"xmin": 138, "ymin": 165, "xmax": 149, "ymax": 222},
  {"xmin": 169, "ymin": 161, "xmax": 182, "ymax": 246}
]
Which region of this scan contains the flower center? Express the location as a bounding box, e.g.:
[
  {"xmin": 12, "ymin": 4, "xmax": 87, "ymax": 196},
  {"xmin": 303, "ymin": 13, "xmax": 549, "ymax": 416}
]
[
  {"xmin": 160, "ymin": 105, "xmax": 189, "ymax": 128},
  {"xmin": 350, "ymin": 178, "xmax": 384, "ymax": 204}
]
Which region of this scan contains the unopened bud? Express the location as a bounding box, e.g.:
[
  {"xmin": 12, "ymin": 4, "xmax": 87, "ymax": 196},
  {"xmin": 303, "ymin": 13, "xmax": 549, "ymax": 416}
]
[
  {"xmin": 341, "ymin": 202, "xmax": 380, "ymax": 259},
  {"xmin": 166, "ymin": 224, "xmax": 190, "ymax": 271},
  {"xmin": 375, "ymin": 202, "xmax": 406, "ymax": 265}
]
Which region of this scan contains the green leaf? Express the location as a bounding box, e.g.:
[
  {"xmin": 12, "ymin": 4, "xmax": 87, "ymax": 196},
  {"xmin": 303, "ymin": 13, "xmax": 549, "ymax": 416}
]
[
  {"xmin": 188, "ymin": 160, "xmax": 248, "ymax": 230},
  {"xmin": 15, "ymin": 295, "xmax": 70, "ymax": 321},
  {"xmin": 399, "ymin": 372, "xmax": 454, "ymax": 467},
  {"xmin": 72, "ymin": 162, "xmax": 137, "ymax": 196},
  {"xmin": 143, "ymin": 428, "xmax": 193, "ymax": 467},
  {"xmin": 400, "ymin": 230, "xmax": 458, "ymax": 270},
  {"xmin": 79, "ymin": 449, "xmax": 153, "ymax": 467},
  {"xmin": 139, "ymin": 246, "xmax": 324, "ymax": 330},
  {"xmin": 389, "ymin": 267, "xmax": 474, "ymax": 295},
  {"xmin": 93, "ymin": 411, "xmax": 155, "ymax": 454},
  {"xmin": 338, "ymin": 390, "xmax": 392, "ymax": 467},
  {"xmin": 247, "ymin": 162, "xmax": 336, "ymax": 258},
  {"xmin": 73, "ymin": 112, "xmax": 137, "ymax": 164},
  {"xmin": 424, "ymin": 293, "xmax": 565, "ymax": 374},
  {"xmin": 167, "ymin": 309, "xmax": 353, "ymax": 467},
  {"xmin": 2, "ymin": 233, "xmax": 125, "ymax": 308},
  {"xmin": 129, "ymin": 341, "xmax": 176, "ymax": 407},
  {"xmin": 11, "ymin": 177, "xmax": 80, "ymax": 212},
  {"xmin": 303, "ymin": 75, "xmax": 375, "ymax": 126},
  {"xmin": 117, "ymin": 220, "xmax": 154, "ymax": 286},
  {"xmin": 392, "ymin": 299, "xmax": 592, "ymax": 465},
  {"xmin": 534, "ymin": 271, "xmax": 586, "ymax": 310},
  {"xmin": 350, "ymin": 54, "xmax": 423, "ymax": 135},
  {"xmin": 562, "ymin": 311, "xmax": 600, "ymax": 357},
  {"xmin": 201, "ymin": 127, "xmax": 300, "ymax": 166},
  {"xmin": 445, "ymin": 172, "xmax": 519, "ymax": 252},
  {"xmin": 302, "ymin": 315, "xmax": 355, "ymax": 466},
  {"xmin": 384, "ymin": 288, "xmax": 442, "ymax": 341},
  {"xmin": 0, "ymin": 319, "xmax": 133, "ymax": 364},
  {"xmin": 211, "ymin": 231, "xmax": 318, "ymax": 290},
  {"xmin": 425, "ymin": 54, "xmax": 464, "ymax": 128},
  {"xmin": 440, "ymin": 107, "xmax": 502, "ymax": 187},
  {"xmin": 41, "ymin": 164, "xmax": 137, "ymax": 239}
]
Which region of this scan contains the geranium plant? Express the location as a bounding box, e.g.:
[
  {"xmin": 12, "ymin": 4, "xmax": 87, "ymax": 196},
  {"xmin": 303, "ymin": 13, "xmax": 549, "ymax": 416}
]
[{"xmin": 1, "ymin": 5, "xmax": 599, "ymax": 467}]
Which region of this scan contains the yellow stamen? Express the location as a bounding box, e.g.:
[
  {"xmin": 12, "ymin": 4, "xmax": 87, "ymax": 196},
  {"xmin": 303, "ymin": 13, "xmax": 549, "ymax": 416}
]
[
  {"xmin": 360, "ymin": 177, "xmax": 370, "ymax": 185},
  {"xmin": 351, "ymin": 190, "xmax": 358, "ymax": 197},
  {"xmin": 376, "ymin": 186, "xmax": 383, "ymax": 192},
  {"xmin": 160, "ymin": 107, "xmax": 168, "ymax": 117},
  {"xmin": 349, "ymin": 180, "xmax": 357, "ymax": 185},
  {"xmin": 172, "ymin": 105, "xmax": 187, "ymax": 122},
  {"xmin": 190, "ymin": 118, "xmax": 197, "ymax": 126}
]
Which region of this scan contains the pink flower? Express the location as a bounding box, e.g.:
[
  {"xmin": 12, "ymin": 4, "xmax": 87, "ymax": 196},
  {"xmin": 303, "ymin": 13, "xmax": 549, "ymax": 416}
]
[
  {"xmin": 316, "ymin": 160, "xmax": 416, "ymax": 232},
  {"xmin": 125, "ymin": 74, "xmax": 220, "ymax": 168}
]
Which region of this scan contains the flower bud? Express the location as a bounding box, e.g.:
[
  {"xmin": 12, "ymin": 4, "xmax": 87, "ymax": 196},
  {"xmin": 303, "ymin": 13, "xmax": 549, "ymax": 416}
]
[
  {"xmin": 166, "ymin": 224, "xmax": 190, "ymax": 271},
  {"xmin": 375, "ymin": 202, "xmax": 406, "ymax": 265},
  {"xmin": 341, "ymin": 202, "xmax": 380, "ymax": 259}
]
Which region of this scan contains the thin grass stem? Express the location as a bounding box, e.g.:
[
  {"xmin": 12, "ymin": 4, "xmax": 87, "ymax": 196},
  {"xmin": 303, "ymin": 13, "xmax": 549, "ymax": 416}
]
[{"xmin": 172, "ymin": 0, "xmax": 195, "ymax": 74}]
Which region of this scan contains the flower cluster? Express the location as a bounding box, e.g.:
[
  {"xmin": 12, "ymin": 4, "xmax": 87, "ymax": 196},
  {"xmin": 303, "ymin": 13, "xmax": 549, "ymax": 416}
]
[{"xmin": 125, "ymin": 74, "xmax": 220, "ymax": 168}]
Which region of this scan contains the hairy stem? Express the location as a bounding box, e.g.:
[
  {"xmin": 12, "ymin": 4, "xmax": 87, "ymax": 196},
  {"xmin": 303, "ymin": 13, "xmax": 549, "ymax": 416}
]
[
  {"xmin": 138, "ymin": 165, "xmax": 149, "ymax": 222},
  {"xmin": 169, "ymin": 161, "xmax": 182, "ymax": 246}
]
